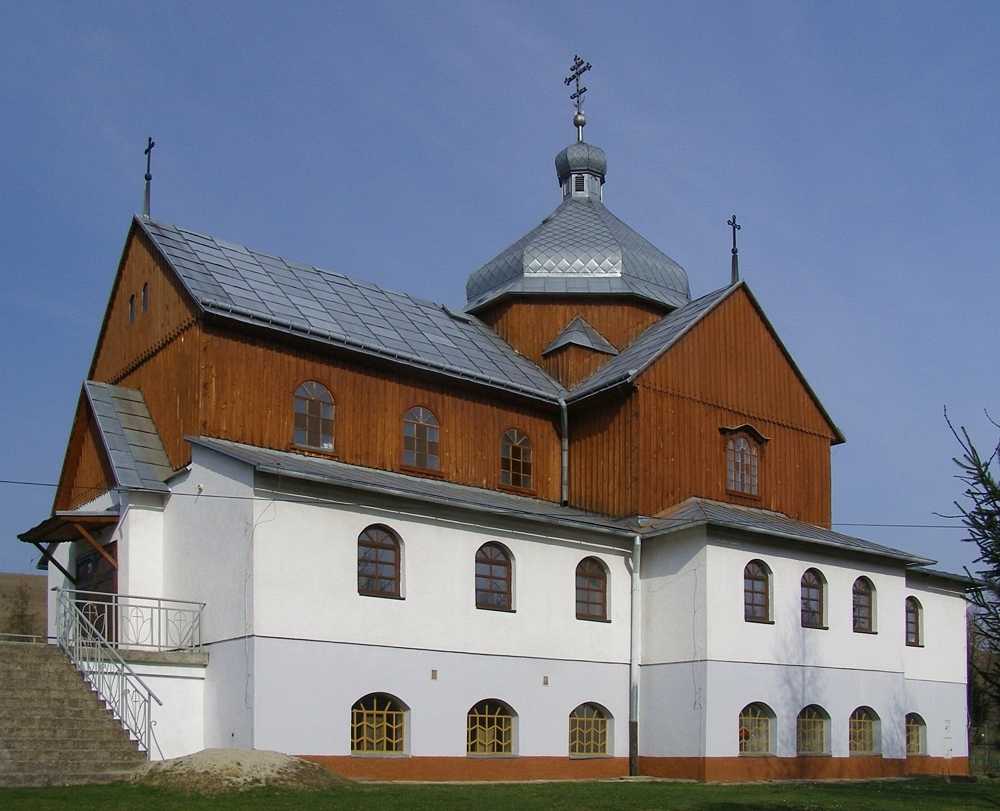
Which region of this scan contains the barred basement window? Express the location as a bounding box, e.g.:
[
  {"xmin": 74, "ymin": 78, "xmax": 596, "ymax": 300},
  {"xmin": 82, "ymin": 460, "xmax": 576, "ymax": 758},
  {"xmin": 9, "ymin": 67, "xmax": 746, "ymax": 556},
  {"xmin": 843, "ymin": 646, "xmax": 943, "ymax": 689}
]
[
  {"xmin": 853, "ymin": 577, "xmax": 875, "ymax": 633},
  {"xmin": 569, "ymin": 703, "xmax": 608, "ymax": 756},
  {"xmin": 403, "ymin": 406, "xmax": 439, "ymax": 471},
  {"xmin": 801, "ymin": 568, "xmax": 825, "ymax": 628},
  {"xmin": 467, "ymin": 700, "xmax": 513, "ymax": 755},
  {"xmin": 727, "ymin": 436, "xmax": 758, "ymax": 495},
  {"xmin": 500, "ymin": 429, "xmax": 532, "ymax": 489},
  {"xmin": 475, "ymin": 543, "xmax": 512, "ymax": 610},
  {"xmin": 905, "ymin": 596, "xmax": 922, "ymax": 646},
  {"xmin": 351, "ymin": 693, "xmax": 405, "ymax": 753},
  {"xmin": 293, "ymin": 381, "xmax": 335, "ymax": 451},
  {"xmin": 744, "ymin": 560, "xmax": 770, "ymax": 622},
  {"xmin": 849, "ymin": 707, "xmax": 879, "ymax": 755},
  {"xmin": 357, "ymin": 525, "xmax": 401, "ymax": 598},
  {"xmin": 796, "ymin": 705, "xmax": 828, "ymax": 755},
  {"xmin": 575, "ymin": 557, "xmax": 607, "ymax": 621},
  {"xmin": 738, "ymin": 703, "xmax": 773, "ymax": 755},
  {"xmin": 905, "ymin": 713, "xmax": 926, "ymax": 756}
]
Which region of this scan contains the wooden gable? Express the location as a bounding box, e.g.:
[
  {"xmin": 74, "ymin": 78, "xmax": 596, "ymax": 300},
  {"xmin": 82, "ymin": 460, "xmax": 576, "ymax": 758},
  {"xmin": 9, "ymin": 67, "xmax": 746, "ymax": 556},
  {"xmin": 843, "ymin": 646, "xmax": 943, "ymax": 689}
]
[
  {"xmin": 54, "ymin": 394, "xmax": 115, "ymax": 512},
  {"xmin": 633, "ymin": 285, "xmax": 838, "ymax": 523}
]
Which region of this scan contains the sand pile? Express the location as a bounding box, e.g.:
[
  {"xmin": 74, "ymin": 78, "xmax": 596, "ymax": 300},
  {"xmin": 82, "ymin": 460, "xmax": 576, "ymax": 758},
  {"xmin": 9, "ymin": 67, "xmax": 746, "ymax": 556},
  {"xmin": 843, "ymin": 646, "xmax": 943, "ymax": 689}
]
[{"xmin": 129, "ymin": 749, "xmax": 350, "ymax": 794}]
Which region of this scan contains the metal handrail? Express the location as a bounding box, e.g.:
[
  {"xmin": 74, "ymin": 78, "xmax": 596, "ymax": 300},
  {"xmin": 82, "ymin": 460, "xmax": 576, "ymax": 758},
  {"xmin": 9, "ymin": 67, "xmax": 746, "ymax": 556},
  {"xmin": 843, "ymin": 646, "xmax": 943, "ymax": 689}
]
[
  {"xmin": 64, "ymin": 589, "xmax": 204, "ymax": 652},
  {"xmin": 55, "ymin": 588, "xmax": 163, "ymax": 754}
]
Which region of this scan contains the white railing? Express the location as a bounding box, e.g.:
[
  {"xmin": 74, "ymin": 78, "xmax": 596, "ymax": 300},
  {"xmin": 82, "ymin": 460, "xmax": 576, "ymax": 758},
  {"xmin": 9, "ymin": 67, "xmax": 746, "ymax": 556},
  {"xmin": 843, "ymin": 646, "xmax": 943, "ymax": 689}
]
[
  {"xmin": 65, "ymin": 590, "xmax": 204, "ymax": 652},
  {"xmin": 55, "ymin": 589, "xmax": 163, "ymax": 754}
]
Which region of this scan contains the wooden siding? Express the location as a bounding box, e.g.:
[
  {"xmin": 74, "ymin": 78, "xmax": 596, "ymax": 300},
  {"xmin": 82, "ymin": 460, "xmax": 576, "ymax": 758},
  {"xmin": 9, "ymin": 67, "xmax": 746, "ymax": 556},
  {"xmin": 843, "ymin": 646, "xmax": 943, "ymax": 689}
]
[
  {"xmin": 199, "ymin": 326, "xmax": 562, "ymax": 501},
  {"xmin": 90, "ymin": 228, "xmax": 199, "ymax": 385},
  {"xmin": 562, "ymin": 288, "xmax": 836, "ymax": 522},
  {"xmin": 55, "ymin": 399, "xmax": 115, "ymax": 511},
  {"xmin": 477, "ymin": 297, "xmax": 666, "ymax": 367},
  {"xmin": 542, "ymin": 344, "xmax": 613, "ymax": 390}
]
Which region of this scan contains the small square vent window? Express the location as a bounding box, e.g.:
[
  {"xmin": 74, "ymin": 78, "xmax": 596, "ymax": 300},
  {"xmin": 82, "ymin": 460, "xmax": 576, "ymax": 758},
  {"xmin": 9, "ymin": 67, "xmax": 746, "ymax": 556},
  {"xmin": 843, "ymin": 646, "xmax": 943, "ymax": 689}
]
[{"xmin": 574, "ymin": 175, "xmax": 586, "ymax": 192}]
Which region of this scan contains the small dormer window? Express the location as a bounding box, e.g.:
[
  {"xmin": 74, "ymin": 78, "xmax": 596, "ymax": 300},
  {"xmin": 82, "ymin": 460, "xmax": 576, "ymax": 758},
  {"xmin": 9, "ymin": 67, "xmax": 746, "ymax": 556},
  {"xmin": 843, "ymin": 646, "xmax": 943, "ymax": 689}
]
[{"xmin": 574, "ymin": 174, "xmax": 585, "ymax": 192}]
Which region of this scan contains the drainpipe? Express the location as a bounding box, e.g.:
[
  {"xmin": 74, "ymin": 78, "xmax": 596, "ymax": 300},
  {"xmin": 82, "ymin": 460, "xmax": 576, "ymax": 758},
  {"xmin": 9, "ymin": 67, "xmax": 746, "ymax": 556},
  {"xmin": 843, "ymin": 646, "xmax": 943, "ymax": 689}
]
[
  {"xmin": 558, "ymin": 398, "xmax": 569, "ymax": 506},
  {"xmin": 629, "ymin": 533, "xmax": 641, "ymax": 776}
]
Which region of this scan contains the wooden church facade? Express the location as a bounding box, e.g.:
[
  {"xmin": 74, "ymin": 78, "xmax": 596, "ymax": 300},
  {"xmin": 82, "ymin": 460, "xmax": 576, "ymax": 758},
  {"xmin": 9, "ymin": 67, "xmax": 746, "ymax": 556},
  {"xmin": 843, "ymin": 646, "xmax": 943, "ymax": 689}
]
[{"xmin": 24, "ymin": 125, "xmax": 969, "ymax": 780}]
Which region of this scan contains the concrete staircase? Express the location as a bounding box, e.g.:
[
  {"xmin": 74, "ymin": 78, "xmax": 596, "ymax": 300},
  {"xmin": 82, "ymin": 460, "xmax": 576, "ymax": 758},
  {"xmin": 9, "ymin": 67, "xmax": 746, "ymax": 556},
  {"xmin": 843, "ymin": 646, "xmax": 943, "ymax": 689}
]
[{"xmin": 0, "ymin": 641, "xmax": 146, "ymax": 787}]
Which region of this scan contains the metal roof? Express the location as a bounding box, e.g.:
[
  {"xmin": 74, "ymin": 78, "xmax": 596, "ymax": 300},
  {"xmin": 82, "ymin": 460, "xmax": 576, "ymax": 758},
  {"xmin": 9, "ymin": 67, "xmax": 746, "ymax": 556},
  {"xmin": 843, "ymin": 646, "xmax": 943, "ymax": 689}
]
[
  {"xmin": 643, "ymin": 498, "xmax": 936, "ymax": 566},
  {"xmin": 84, "ymin": 381, "xmax": 172, "ymax": 492},
  {"xmin": 465, "ymin": 195, "xmax": 691, "ymax": 312},
  {"xmin": 542, "ymin": 315, "xmax": 618, "ymax": 357},
  {"xmin": 567, "ymin": 284, "xmax": 734, "ymax": 402},
  {"xmin": 136, "ymin": 218, "xmax": 565, "ymax": 402},
  {"xmin": 189, "ymin": 437, "xmax": 938, "ymax": 568}
]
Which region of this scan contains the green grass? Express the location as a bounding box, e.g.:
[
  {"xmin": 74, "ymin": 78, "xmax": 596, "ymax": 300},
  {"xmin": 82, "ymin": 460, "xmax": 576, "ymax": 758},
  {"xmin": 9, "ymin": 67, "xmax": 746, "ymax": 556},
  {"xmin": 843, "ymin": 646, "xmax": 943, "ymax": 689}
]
[{"xmin": 0, "ymin": 778, "xmax": 998, "ymax": 811}]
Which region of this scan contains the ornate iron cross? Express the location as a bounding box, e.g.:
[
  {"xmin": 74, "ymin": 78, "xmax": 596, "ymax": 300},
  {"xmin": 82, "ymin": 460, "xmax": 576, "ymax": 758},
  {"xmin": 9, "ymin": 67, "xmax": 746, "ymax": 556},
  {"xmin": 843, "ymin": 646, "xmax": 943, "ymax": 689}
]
[
  {"xmin": 728, "ymin": 215, "xmax": 741, "ymax": 284},
  {"xmin": 144, "ymin": 137, "xmax": 155, "ymax": 182},
  {"xmin": 564, "ymin": 55, "xmax": 592, "ymax": 113}
]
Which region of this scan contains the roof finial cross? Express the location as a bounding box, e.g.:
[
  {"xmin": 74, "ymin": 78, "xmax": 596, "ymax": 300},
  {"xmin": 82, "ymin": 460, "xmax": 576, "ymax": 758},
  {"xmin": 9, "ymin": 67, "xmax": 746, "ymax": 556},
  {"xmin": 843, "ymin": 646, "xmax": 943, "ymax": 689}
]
[
  {"xmin": 142, "ymin": 137, "xmax": 155, "ymax": 219},
  {"xmin": 564, "ymin": 55, "xmax": 592, "ymax": 142},
  {"xmin": 728, "ymin": 215, "xmax": 741, "ymax": 285}
]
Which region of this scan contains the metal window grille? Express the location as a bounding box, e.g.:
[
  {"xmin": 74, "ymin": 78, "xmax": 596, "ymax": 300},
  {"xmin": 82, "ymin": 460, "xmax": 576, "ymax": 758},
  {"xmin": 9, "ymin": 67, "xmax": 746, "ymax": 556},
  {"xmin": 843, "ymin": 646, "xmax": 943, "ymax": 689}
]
[
  {"xmin": 801, "ymin": 569, "xmax": 824, "ymax": 627},
  {"xmin": 467, "ymin": 700, "xmax": 513, "ymax": 754},
  {"xmin": 739, "ymin": 704, "xmax": 770, "ymax": 755},
  {"xmin": 475, "ymin": 543, "xmax": 511, "ymax": 610},
  {"xmin": 403, "ymin": 407, "xmax": 439, "ymax": 470},
  {"xmin": 905, "ymin": 597, "xmax": 921, "ymax": 645},
  {"xmin": 744, "ymin": 561, "xmax": 769, "ymax": 621},
  {"xmin": 357, "ymin": 526, "xmax": 400, "ymax": 597},
  {"xmin": 905, "ymin": 714, "xmax": 924, "ymax": 756},
  {"xmin": 294, "ymin": 381, "xmax": 334, "ymax": 450},
  {"xmin": 351, "ymin": 694, "xmax": 405, "ymax": 753},
  {"xmin": 849, "ymin": 708, "xmax": 876, "ymax": 754},
  {"xmin": 853, "ymin": 579, "xmax": 873, "ymax": 632},
  {"xmin": 500, "ymin": 429, "xmax": 532, "ymax": 489},
  {"xmin": 797, "ymin": 707, "xmax": 826, "ymax": 755},
  {"xmin": 727, "ymin": 436, "xmax": 758, "ymax": 495},
  {"xmin": 569, "ymin": 703, "xmax": 607, "ymax": 755},
  {"xmin": 575, "ymin": 558, "xmax": 607, "ymax": 620}
]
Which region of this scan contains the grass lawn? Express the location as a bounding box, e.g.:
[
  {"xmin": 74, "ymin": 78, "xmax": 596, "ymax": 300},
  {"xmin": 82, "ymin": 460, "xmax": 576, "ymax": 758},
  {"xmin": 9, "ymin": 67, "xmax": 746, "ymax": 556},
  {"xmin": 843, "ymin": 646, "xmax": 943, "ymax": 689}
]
[{"xmin": 0, "ymin": 777, "xmax": 997, "ymax": 811}]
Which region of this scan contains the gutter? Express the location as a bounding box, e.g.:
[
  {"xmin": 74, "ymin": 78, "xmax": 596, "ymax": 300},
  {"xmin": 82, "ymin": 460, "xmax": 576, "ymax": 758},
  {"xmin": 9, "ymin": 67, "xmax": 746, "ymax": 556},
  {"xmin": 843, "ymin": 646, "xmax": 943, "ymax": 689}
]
[
  {"xmin": 559, "ymin": 398, "xmax": 569, "ymax": 506},
  {"xmin": 629, "ymin": 533, "xmax": 641, "ymax": 776}
]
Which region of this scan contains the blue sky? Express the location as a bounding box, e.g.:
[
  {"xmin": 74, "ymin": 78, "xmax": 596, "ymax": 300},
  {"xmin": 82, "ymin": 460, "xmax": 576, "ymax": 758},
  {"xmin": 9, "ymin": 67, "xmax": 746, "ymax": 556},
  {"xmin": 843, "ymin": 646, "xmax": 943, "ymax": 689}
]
[{"xmin": 1, "ymin": 2, "xmax": 997, "ymax": 575}]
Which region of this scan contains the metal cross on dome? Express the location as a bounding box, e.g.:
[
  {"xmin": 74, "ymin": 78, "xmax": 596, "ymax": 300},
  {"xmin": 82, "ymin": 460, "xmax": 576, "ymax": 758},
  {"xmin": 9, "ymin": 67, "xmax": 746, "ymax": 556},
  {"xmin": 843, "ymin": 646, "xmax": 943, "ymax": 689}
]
[
  {"xmin": 564, "ymin": 55, "xmax": 592, "ymax": 141},
  {"xmin": 728, "ymin": 215, "xmax": 741, "ymax": 285}
]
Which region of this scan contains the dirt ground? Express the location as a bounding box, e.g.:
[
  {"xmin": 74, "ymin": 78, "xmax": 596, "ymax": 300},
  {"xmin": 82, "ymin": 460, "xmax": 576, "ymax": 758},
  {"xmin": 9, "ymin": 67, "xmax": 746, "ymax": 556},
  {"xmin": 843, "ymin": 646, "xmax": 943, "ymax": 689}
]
[{"xmin": 129, "ymin": 749, "xmax": 351, "ymax": 794}]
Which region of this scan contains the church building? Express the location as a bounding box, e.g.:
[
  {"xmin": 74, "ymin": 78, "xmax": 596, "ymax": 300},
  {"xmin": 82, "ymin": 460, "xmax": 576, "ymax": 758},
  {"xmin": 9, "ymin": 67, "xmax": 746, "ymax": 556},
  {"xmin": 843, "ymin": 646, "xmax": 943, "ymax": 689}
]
[{"xmin": 20, "ymin": 68, "xmax": 969, "ymax": 781}]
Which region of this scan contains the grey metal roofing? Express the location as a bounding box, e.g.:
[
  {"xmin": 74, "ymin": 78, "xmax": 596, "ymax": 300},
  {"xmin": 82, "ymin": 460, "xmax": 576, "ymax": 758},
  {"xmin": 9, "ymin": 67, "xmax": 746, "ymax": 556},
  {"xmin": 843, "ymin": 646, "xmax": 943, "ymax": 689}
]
[
  {"xmin": 542, "ymin": 315, "xmax": 618, "ymax": 357},
  {"xmin": 84, "ymin": 381, "xmax": 172, "ymax": 492},
  {"xmin": 188, "ymin": 437, "xmax": 633, "ymax": 537},
  {"xmin": 567, "ymin": 284, "xmax": 734, "ymax": 402},
  {"xmin": 136, "ymin": 218, "xmax": 565, "ymax": 402},
  {"xmin": 464, "ymin": 195, "xmax": 691, "ymax": 312},
  {"xmin": 189, "ymin": 437, "xmax": 936, "ymax": 568},
  {"xmin": 555, "ymin": 141, "xmax": 607, "ymax": 183},
  {"xmin": 643, "ymin": 498, "xmax": 936, "ymax": 566}
]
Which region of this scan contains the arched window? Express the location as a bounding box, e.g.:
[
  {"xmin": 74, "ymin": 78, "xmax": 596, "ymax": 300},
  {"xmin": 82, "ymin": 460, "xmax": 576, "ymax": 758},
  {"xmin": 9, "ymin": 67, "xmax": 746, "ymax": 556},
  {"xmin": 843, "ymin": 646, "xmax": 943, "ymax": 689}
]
[
  {"xmin": 576, "ymin": 557, "xmax": 607, "ymax": 621},
  {"xmin": 294, "ymin": 381, "xmax": 335, "ymax": 451},
  {"xmin": 905, "ymin": 713, "xmax": 926, "ymax": 756},
  {"xmin": 905, "ymin": 597, "xmax": 922, "ymax": 646},
  {"xmin": 500, "ymin": 429, "xmax": 532, "ymax": 490},
  {"xmin": 351, "ymin": 693, "xmax": 405, "ymax": 753},
  {"xmin": 801, "ymin": 569, "xmax": 825, "ymax": 628},
  {"xmin": 796, "ymin": 705, "xmax": 828, "ymax": 755},
  {"xmin": 853, "ymin": 577, "xmax": 876, "ymax": 633},
  {"xmin": 141, "ymin": 282, "xmax": 149, "ymax": 312},
  {"xmin": 569, "ymin": 703, "xmax": 609, "ymax": 756},
  {"xmin": 128, "ymin": 294, "xmax": 135, "ymax": 323},
  {"xmin": 744, "ymin": 560, "xmax": 770, "ymax": 622},
  {"xmin": 849, "ymin": 707, "xmax": 880, "ymax": 755},
  {"xmin": 739, "ymin": 703, "xmax": 773, "ymax": 755},
  {"xmin": 727, "ymin": 436, "xmax": 759, "ymax": 495},
  {"xmin": 403, "ymin": 407, "xmax": 439, "ymax": 471},
  {"xmin": 467, "ymin": 700, "xmax": 514, "ymax": 754},
  {"xmin": 475, "ymin": 543, "xmax": 512, "ymax": 610},
  {"xmin": 357, "ymin": 525, "xmax": 401, "ymax": 598}
]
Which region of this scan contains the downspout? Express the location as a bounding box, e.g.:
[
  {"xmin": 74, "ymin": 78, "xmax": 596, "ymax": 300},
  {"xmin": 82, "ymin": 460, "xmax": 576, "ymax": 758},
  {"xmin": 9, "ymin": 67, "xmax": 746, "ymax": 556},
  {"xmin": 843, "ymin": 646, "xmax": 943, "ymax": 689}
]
[
  {"xmin": 558, "ymin": 398, "xmax": 569, "ymax": 506},
  {"xmin": 629, "ymin": 533, "xmax": 641, "ymax": 776}
]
